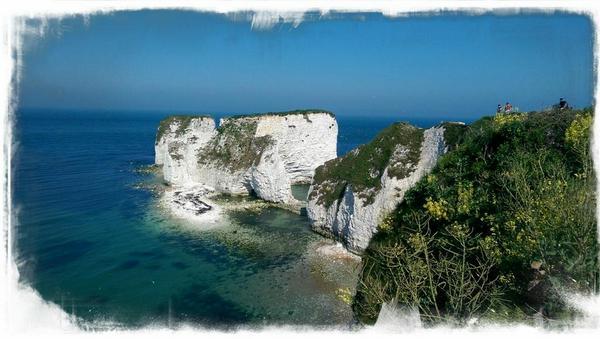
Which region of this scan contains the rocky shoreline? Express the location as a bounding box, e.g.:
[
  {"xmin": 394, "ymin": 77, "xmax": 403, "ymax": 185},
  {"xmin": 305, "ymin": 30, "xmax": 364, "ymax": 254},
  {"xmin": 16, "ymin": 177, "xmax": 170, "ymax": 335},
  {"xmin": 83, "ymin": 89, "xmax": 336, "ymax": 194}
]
[{"xmin": 153, "ymin": 110, "xmax": 456, "ymax": 255}]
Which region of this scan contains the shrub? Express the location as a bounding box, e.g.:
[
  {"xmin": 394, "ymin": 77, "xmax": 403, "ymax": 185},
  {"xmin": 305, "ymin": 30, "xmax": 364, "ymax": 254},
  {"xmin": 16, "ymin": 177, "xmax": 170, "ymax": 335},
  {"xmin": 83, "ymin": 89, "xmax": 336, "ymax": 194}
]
[
  {"xmin": 354, "ymin": 108, "xmax": 598, "ymax": 326},
  {"xmin": 156, "ymin": 115, "xmax": 210, "ymax": 143},
  {"xmin": 310, "ymin": 122, "xmax": 424, "ymax": 207},
  {"xmin": 565, "ymin": 111, "xmax": 593, "ymax": 173},
  {"xmin": 196, "ymin": 119, "xmax": 274, "ymax": 172}
]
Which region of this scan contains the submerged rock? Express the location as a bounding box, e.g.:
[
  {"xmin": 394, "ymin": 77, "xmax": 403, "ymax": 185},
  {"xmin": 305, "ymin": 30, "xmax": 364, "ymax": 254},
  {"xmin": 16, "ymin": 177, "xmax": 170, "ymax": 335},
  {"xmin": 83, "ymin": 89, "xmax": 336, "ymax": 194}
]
[
  {"xmin": 307, "ymin": 122, "xmax": 454, "ymax": 254},
  {"xmin": 155, "ymin": 110, "xmax": 338, "ymax": 204}
]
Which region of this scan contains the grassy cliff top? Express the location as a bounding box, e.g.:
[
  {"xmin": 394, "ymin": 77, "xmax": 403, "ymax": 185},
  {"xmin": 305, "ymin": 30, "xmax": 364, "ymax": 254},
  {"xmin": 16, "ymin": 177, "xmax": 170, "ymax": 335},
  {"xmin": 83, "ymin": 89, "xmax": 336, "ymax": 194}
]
[
  {"xmin": 222, "ymin": 109, "xmax": 335, "ymax": 120},
  {"xmin": 310, "ymin": 122, "xmax": 424, "ymax": 207},
  {"xmin": 438, "ymin": 121, "xmax": 468, "ymax": 151},
  {"xmin": 156, "ymin": 115, "xmax": 212, "ymax": 143},
  {"xmin": 157, "ymin": 110, "xmax": 334, "ymax": 143}
]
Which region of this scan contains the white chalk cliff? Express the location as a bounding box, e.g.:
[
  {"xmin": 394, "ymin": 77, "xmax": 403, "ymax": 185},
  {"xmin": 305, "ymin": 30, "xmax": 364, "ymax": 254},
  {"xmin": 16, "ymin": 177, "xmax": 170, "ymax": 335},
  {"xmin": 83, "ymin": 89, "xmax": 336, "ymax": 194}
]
[
  {"xmin": 307, "ymin": 123, "xmax": 450, "ymax": 254},
  {"xmin": 155, "ymin": 111, "xmax": 338, "ymax": 205}
]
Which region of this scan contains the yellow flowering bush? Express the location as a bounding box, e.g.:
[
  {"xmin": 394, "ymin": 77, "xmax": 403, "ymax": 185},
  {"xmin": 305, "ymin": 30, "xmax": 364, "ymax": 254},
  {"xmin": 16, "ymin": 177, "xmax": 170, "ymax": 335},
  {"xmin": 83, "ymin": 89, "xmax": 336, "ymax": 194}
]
[
  {"xmin": 457, "ymin": 182, "xmax": 474, "ymax": 214},
  {"xmin": 426, "ymin": 174, "xmax": 437, "ymax": 184},
  {"xmin": 479, "ymin": 236, "xmax": 501, "ymax": 261},
  {"xmin": 565, "ymin": 112, "xmax": 592, "ymax": 151},
  {"xmin": 448, "ymin": 222, "xmax": 469, "ymax": 240},
  {"xmin": 424, "ymin": 197, "xmax": 450, "ymax": 220},
  {"xmin": 494, "ymin": 112, "xmax": 525, "ymax": 125},
  {"xmin": 355, "ymin": 108, "xmax": 598, "ymax": 326},
  {"xmin": 378, "ymin": 214, "xmax": 394, "ymax": 233},
  {"xmin": 408, "ymin": 232, "xmax": 427, "ymax": 251}
]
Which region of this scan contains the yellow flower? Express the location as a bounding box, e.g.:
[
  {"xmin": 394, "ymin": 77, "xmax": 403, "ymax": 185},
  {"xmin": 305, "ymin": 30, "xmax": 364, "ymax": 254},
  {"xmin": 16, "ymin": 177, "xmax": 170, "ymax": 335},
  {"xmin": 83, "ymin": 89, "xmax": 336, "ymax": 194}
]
[
  {"xmin": 426, "ymin": 174, "xmax": 437, "ymax": 184},
  {"xmin": 378, "ymin": 215, "xmax": 394, "ymax": 232},
  {"xmin": 408, "ymin": 233, "xmax": 427, "ymax": 251},
  {"xmin": 457, "ymin": 182, "xmax": 474, "ymax": 214},
  {"xmin": 565, "ymin": 113, "xmax": 592, "ymax": 152},
  {"xmin": 494, "ymin": 112, "xmax": 525, "ymax": 125},
  {"xmin": 424, "ymin": 197, "xmax": 449, "ymax": 220},
  {"xmin": 335, "ymin": 288, "xmax": 353, "ymax": 305}
]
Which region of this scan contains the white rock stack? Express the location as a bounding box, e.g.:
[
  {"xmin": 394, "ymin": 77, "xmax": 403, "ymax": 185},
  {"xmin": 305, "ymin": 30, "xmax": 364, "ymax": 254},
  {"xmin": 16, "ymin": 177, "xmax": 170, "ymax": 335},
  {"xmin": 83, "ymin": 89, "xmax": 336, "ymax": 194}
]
[
  {"xmin": 155, "ymin": 116, "xmax": 217, "ymax": 185},
  {"xmin": 155, "ymin": 111, "xmax": 338, "ymax": 204},
  {"xmin": 307, "ymin": 124, "xmax": 448, "ymax": 254}
]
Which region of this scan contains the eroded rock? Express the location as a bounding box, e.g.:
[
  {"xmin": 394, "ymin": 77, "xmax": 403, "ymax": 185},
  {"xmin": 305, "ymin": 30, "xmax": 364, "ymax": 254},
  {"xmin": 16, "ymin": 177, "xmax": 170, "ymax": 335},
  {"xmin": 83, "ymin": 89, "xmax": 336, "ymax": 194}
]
[{"xmin": 307, "ymin": 123, "xmax": 450, "ymax": 254}]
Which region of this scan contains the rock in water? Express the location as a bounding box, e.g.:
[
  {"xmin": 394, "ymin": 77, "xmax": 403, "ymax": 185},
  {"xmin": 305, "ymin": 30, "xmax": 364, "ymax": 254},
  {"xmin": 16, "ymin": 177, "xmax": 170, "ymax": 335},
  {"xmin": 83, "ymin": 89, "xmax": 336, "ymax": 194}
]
[
  {"xmin": 161, "ymin": 185, "xmax": 223, "ymax": 224},
  {"xmin": 172, "ymin": 190, "xmax": 212, "ymax": 215},
  {"xmin": 155, "ymin": 110, "xmax": 338, "ymax": 204},
  {"xmin": 307, "ymin": 122, "xmax": 454, "ymax": 254}
]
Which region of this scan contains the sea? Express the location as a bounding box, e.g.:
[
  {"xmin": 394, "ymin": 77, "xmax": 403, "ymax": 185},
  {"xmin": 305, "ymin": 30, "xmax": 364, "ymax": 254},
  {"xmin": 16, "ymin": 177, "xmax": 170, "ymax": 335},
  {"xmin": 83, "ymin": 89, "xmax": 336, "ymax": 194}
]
[{"xmin": 12, "ymin": 109, "xmax": 442, "ymax": 329}]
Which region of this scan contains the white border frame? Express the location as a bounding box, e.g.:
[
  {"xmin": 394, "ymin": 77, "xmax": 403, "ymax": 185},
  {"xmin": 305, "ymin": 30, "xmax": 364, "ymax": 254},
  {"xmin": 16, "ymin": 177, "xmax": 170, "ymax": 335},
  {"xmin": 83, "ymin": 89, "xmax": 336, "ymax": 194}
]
[{"xmin": 2, "ymin": 1, "xmax": 599, "ymax": 338}]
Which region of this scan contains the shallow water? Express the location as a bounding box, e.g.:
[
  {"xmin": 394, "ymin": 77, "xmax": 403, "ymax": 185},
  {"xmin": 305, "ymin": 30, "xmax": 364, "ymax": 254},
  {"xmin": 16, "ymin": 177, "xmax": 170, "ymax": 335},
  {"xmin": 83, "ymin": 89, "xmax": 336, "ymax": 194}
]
[
  {"xmin": 12, "ymin": 109, "xmax": 437, "ymax": 328},
  {"xmin": 290, "ymin": 184, "xmax": 310, "ymax": 201}
]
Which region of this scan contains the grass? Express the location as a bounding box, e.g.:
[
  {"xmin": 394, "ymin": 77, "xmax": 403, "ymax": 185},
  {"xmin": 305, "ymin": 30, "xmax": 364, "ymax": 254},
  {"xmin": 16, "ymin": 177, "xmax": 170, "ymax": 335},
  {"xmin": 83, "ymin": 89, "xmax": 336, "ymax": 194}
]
[
  {"xmin": 156, "ymin": 115, "xmax": 211, "ymax": 144},
  {"xmin": 222, "ymin": 109, "xmax": 335, "ymax": 120},
  {"xmin": 439, "ymin": 122, "xmax": 468, "ymax": 151},
  {"xmin": 353, "ymin": 108, "xmax": 598, "ymax": 327},
  {"xmin": 310, "ymin": 122, "xmax": 424, "ymax": 207},
  {"xmin": 158, "ymin": 110, "xmax": 332, "ymax": 169},
  {"xmin": 196, "ymin": 119, "xmax": 274, "ymax": 172},
  {"xmin": 157, "ymin": 110, "xmax": 334, "ymax": 144}
]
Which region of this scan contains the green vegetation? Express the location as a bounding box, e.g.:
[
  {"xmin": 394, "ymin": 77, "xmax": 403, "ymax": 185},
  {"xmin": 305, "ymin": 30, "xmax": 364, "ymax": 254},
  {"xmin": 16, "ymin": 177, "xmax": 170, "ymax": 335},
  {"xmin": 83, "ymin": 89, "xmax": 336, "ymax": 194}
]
[
  {"xmin": 439, "ymin": 122, "xmax": 468, "ymax": 151},
  {"xmin": 156, "ymin": 110, "xmax": 333, "ymax": 144},
  {"xmin": 223, "ymin": 109, "xmax": 335, "ymax": 120},
  {"xmin": 310, "ymin": 122, "xmax": 424, "ymax": 207},
  {"xmin": 155, "ymin": 115, "xmax": 210, "ymax": 144},
  {"xmin": 197, "ymin": 119, "xmax": 274, "ymax": 172},
  {"xmin": 168, "ymin": 143, "xmax": 184, "ymax": 161},
  {"xmin": 354, "ymin": 108, "xmax": 598, "ymax": 327}
]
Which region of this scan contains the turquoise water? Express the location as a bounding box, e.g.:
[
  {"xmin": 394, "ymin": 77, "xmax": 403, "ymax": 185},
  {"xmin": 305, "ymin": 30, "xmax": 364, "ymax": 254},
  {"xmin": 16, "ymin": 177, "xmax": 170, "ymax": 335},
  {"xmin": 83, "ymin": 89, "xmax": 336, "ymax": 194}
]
[
  {"xmin": 290, "ymin": 184, "xmax": 310, "ymax": 201},
  {"xmin": 13, "ymin": 109, "xmax": 439, "ymax": 328}
]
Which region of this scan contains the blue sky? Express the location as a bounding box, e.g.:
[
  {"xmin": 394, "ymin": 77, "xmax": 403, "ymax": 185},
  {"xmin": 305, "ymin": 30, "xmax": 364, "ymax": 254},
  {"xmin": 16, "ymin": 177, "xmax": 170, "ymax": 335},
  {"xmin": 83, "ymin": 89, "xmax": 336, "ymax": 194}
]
[{"xmin": 18, "ymin": 11, "xmax": 594, "ymax": 119}]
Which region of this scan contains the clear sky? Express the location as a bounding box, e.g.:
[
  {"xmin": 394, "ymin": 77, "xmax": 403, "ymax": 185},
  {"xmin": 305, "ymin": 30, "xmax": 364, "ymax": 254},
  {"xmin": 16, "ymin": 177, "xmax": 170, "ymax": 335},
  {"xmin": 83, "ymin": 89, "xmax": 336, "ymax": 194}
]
[{"xmin": 18, "ymin": 10, "xmax": 594, "ymax": 120}]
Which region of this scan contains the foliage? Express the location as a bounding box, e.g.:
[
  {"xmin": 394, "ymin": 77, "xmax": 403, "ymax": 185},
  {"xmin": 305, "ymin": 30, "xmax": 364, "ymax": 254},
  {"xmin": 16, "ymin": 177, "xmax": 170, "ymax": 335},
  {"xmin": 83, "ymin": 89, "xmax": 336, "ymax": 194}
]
[
  {"xmin": 354, "ymin": 108, "xmax": 598, "ymax": 327},
  {"xmin": 310, "ymin": 122, "xmax": 424, "ymax": 207},
  {"xmin": 440, "ymin": 122, "xmax": 468, "ymax": 151},
  {"xmin": 224, "ymin": 109, "xmax": 335, "ymax": 120},
  {"xmin": 493, "ymin": 112, "xmax": 526, "ymax": 125},
  {"xmin": 196, "ymin": 119, "xmax": 274, "ymax": 172},
  {"xmin": 356, "ymin": 217, "xmax": 500, "ymax": 325},
  {"xmin": 156, "ymin": 115, "xmax": 210, "ymax": 144},
  {"xmin": 168, "ymin": 142, "xmax": 184, "ymax": 160},
  {"xmin": 157, "ymin": 110, "xmax": 332, "ymax": 144},
  {"xmin": 565, "ymin": 112, "xmax": 593, "ymax": 174},
  {"xmin": 565, "ymin": 112, "xmax": 593, "ymax": 150}
]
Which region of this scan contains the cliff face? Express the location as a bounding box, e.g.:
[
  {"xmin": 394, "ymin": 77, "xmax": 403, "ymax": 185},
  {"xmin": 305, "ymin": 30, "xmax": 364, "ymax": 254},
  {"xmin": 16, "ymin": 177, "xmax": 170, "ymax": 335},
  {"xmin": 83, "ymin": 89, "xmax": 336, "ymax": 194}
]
[
  {"xmin": 155, "ymin": 116, "xmax": 217, "ymax": 184},
  {"xmin": 155, "ymin": 111, "xmax": 337, "ymax": 204},
  {"xmin": 307, "ymin": 123, "xmax": 448, "ymax": 254}
]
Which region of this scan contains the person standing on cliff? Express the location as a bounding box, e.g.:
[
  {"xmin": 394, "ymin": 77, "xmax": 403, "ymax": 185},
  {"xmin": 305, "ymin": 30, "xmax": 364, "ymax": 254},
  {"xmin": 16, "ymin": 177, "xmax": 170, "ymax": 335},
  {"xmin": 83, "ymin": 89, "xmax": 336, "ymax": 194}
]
[
  {"xmin": 504, "ymin": 102, "xmax": 513, "ymax": 113},
  {"xmin": 497, "ymin": 104, "xmax": 503, "ymax": 114},
  {"xmin": 559, "ymin": 97, "xmax": 569, "ymax": 110}
]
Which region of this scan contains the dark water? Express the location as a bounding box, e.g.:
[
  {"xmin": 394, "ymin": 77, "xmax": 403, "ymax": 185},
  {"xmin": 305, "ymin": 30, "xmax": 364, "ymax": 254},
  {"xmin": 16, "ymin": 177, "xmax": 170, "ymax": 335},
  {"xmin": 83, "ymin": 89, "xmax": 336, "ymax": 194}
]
[{"xmin": 12, "ymin": 109, "xmax": 439, "ymax": 328}]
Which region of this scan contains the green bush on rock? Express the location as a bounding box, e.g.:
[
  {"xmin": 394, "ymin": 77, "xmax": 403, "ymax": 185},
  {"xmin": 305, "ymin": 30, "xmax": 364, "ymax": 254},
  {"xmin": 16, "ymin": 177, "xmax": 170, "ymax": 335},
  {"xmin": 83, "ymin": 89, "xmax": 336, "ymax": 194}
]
[
  {"xmin": 310, "ymin": 122, "xmax": 424, "ymax": 207},
  {"xmin": 156, "ymin": 115, "xmax": 210, "ymax": 143},
  {"xmin": 197, "ymin": 119, "xmax": 274, "ymax": 172}
]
